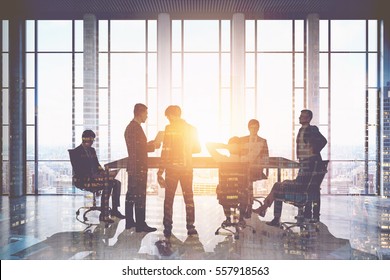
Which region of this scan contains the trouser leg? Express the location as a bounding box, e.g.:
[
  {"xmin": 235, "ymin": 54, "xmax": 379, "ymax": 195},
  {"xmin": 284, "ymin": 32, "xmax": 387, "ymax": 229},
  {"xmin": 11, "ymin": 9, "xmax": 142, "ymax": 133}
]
[
  {"xmin": 101, "ymin": 185, "xmax": 112, "ymax": 217},
  {"xmin": 111, "ymin": 179, "xmax": 121, "ymax": 210},
  {"xmin": 180, "ymin": 171, "xmax": 195, "ymax": 229},
  {"xmin": 273, "ymin": 200, "xmax": 283, "ymax": 218},
  {"xmin": 163, "ymin": 172, "xmax": 178, "ymax": 231},
  {"xmin": 125, "ymin": 192, "xmax": 135, "ymax": 226}
]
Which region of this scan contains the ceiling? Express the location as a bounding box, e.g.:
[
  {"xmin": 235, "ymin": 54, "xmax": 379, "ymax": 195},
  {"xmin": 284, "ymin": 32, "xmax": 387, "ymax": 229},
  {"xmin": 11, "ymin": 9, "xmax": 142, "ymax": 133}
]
[{"xmin": 0, "ymin": 0, "xmax": 388, "ymax": 20}]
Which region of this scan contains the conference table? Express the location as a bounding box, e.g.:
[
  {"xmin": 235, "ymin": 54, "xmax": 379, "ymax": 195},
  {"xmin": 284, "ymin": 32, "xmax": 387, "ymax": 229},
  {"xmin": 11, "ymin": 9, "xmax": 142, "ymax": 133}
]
[{"xmin": 105, "ymin": 156, "xmax": 299, "ymax": 182}]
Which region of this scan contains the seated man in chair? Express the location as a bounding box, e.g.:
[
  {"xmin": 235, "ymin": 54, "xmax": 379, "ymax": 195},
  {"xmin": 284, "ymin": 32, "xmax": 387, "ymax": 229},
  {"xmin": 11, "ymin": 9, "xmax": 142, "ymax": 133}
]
[
  {"xmin": 71, "ymin": 130, "xmax": 125, "ymax": 223},
  {"xmin": 254, "ymin": 109, "xmax": 327, "ymax": 226}
]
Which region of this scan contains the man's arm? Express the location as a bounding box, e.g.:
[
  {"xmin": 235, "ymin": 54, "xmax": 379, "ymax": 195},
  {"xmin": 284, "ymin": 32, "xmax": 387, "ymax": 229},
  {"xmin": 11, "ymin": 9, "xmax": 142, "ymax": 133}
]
[
  {"xmin": 206, "ymin": 142, "xmax": 229, "ymax": 162},
  {"xmin": 124, "ymin": 124, "xmax": 138, "ymax": 175}
]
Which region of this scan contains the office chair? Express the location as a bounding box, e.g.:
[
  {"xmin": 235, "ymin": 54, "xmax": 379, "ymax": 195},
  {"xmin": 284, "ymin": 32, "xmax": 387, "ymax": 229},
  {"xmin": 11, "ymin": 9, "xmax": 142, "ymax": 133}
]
[
  {"xmin": 280, "ymin": 160, "xmax": 329, "ymax": 237},
  {"xmin": 215, "ymin": 162, "xmax": 256, "ymax": 240},
  {"xmin": 68, "ymin": 149, "xmax": 111, "ymax": 229}
]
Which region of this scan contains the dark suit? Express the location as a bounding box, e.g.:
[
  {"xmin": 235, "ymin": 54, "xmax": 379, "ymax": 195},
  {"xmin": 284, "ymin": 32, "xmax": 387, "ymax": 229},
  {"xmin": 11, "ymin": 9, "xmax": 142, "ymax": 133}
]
[
  {"xmin": 239, "ymin": 135, "xmax": 269, "ymax": 181},
  {"xmin": 159, "ymin": 118, "xmax": 201, "ymax": 232},
  {"xmin": 272, "ymin": 125, "xmax": 327, "ymax": 220},
  {"xmin": 124, "ymin": 120, "xmax": 156, "ymax": 226},
  {"xmin": 71, "ymin": 144, "xmax": 121, "ymax": 216}
]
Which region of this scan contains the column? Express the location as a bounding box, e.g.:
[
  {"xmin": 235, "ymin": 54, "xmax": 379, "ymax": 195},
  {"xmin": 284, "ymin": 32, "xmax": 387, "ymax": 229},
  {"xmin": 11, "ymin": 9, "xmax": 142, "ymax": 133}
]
[
  {"xmin": 157, "ymin": 13, "xmax": 171, "ymax": 130},
  {"xmin": 83, "ymin": 14, "xmax": 98, "ymax": 137},
  {"xmin": 231, "ymin": 13, "xmax": 246, "ymax": 135},
  {"xmin": 381, "ymin": 19, "xmax": 390, "ymax": 196},
  {"xmin": 9, "ymin": 18, "xmax": 26, "ymax": 197},
  {"xmin": 306, "ymin": 14, "xmax": 320, "ymax": 125}
]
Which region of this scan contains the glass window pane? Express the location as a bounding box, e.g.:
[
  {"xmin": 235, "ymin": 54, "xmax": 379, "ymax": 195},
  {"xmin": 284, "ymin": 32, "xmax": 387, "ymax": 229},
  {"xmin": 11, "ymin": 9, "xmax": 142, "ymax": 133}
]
[
  {"xmin": 73, "ymin": 54, "xmax": 83, "ymax": 88},
  {"xmin": 368, "ymin": 89, "xmax": 378, "ymax": 125},
  {"xmin": 26, "ymin": 53, "xmax": 35, "ymax": 88},
  {"xmin": 98, "ymin": 53, "xmax": 108, "ymax": 88},
  {"xmin": 74, "ymin": 89, "xmax": 83, "ymax": 125},
  {"xmin": 2, "ymin": 88, "xmax": 8, "ymax": 124},
  {"xmin": 26, "ymin": 89, "xmax": 35, "ymax": 125},
  {"xmin": 148, "ymin": 53, "xmax": 157, "ymax": 87},
  {"xmin": 38, "ymin": 161, "xmax": 73, "ymax": 194},
  {"xmin": 147, "ymin": 90, "xmax": 158, "ymax": 126},
  {"xmin": 246, "ymin": 20, "xmax": 255, "ymax": 52},
  {"xmin": 99, "ymin": 20, "xmax": 108, "ymax": 52},
  {"xmin": 97, "ymin": 125, "xmax": 108, "ymax": 161},
  {"xmin": 2, "ymin": 20, "xmax": 8, "ymax": 52},
  {"xmin": 26, "ymin": 20, "xmax": 35, "ymax": 52},
  {"xmin": 294, "ymin": 53, "xmax": 304, "ymax": 87},
  {"xmin": 184, "ymin": 20, "xmax": 219, "ymax": 52},
  {"xmin": 368, "ymin": 53, "xmax": 378, "ymax": 88},
  {"xmin": 26, "ymin": 161, "xmax": 35, "ymax": 194},
  {"xmin": 221, "ymin": 20, "xmax": 230, "ymax": 52},
  {"xmin": 319, "ymin": 89, "xmax": 329, "ymax": 125},
  {"xmin": 368, "ymin": 20, "xmax": 378, "ymax": 52},
  {"xmin": 172, "ymin": 20, "xmax": 182, "ymax": 52},
  {"xmin": 38, "ymin": 20, "xmax": 72, "ymax": 51},
  {"xmin": 111, "ymin": 53, "xmax": 146, "ymax": 159},
  {"xmin": 257, "ymin": 20, "xmax": 292, "ymax": 52},
  {"xmin": 2, "ymin": 53, "xmax": 8, "ymax": 87},
  {"xmin": 2, "ymin": 161, "xmax": 9, "ymax": 193},
  {"xmin": 246, "ymin": 53, "xmax": 255, "ymax": 87},
  {"xmin": 221, "ymin": 53, "xmax": 230, "ymax": 88},
  {"xmin": 99, "ymin": 89, "xmax": 108, "ymax": 125},
  {"xmin": 183, "ymin": 53, "xmax": 219, "ymax": 144},
  {"xmin": 320, "ymin": 20, "xmax": 329, "ymax": 52},
  {"xmin": 172, "ymin": 53, "xmax": 181, "ymax": 88},
  {"xmin": 331, "ymin": 53, "xmax": 365, "ymax": 160},
  {"xmin": 111, "ymin": 20, "xmax": 145, "ymax": 51},
  {"xmin": 75, "ymin": 20, "xmax": 84, "ymax": 52},
  {"xmin": 148, "ymin": 20, "xmax": 157, "ymax": 52},
  {"xmin": 294, "ymin": 20, "xmax": 304, "ymax": 52},
  {"xmin": 27, "ymin": 126, "xmax": 35, "ymax": 161},
  {"xmin": 257, "ymin": 53, "xmax": 292, "ymax": 158},
  {"xmin": 320, "ymin": 53, "xmax": 329, "ymax": 88},
  {"xmin": 294, "ymin": 88, "xmax": 304, "ymax": 123},
  {"xmin": 38, "ymin": 54, "xmax": 72, "ymax": 160},
  {"xmin": 2, "ymin": 126, "xmax": 9, "ymax": 159},
  {"xmin": 331, "ymin": 20, "xmax": 366, "ymax": 51},
  {"xmin": 245, "ymin": 88, "xmax": 256, "ymax": 121},
  {"xmin": 172, "ymin": 88, "xmax": 182, "ymax": 107}
]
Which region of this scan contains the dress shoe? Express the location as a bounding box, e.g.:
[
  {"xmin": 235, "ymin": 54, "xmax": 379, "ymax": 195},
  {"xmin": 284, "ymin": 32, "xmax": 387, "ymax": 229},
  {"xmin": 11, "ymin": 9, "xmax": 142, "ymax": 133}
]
[
  {"xmin": 187, "ymin": 228, "xmax": 198, "ymax": 236},
  {"xmin": 222, "ymin": 218, "xmax": 232, "ymax": 227},
  {"xmin": 125, "ymin": 220, "xmax": 137, "ymax": 229},
  {"xmin": 99, "ymin": 215, "xmax": 114, "ymax": 224},
  {"xmin": 265, "ymin": 218, "xmax": 280, "ymax": 227},
  {"xmin": 136, "ymin": 224, "xmax": 157, "ymax": 233},
  {"xmin": 253, "ymin": 204, "xmax": 268, "ymax": 217},
  {"xmin": 110, "ymin": 210, "xmax": 126, "ymax": 219}
]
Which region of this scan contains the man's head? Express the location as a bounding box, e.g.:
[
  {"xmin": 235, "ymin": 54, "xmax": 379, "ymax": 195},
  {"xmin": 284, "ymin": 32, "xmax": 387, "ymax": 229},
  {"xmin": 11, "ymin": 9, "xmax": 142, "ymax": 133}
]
[
  {"xmin": 299, "ymin": 109, "xmax": 313, "ymax": 126},
  {"xmin": 82, "ymin": 129, "xmax": 95, "ymax": 148},
  {"xmin": 248, "ymin": 119, "xmax": 260, "ymax": 136},
  {"xmin": 165, "ymin": 105, "xmax": 181, "ymax": 123},
  {"xmin": 134, "ymin": 103, "xmax": 148, "ymax": 123}
]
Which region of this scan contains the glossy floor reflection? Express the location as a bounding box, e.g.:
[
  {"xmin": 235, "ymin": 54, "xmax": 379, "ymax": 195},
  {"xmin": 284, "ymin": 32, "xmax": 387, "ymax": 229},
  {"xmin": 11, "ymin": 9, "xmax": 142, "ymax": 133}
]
[{"xmin": 0, "ymin": 195, "xmax": 389, "ymax": 260}]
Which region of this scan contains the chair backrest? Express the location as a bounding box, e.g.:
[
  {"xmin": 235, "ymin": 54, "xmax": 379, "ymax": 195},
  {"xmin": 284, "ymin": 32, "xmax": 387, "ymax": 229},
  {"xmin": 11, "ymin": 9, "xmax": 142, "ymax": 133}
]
[
  {"xmin": 216, "ymin": 162, "xmax": 249, "ymax": 206},
  {"xmin": 305, "ymin": 160, "xmax": 329, "ymax": 194}
]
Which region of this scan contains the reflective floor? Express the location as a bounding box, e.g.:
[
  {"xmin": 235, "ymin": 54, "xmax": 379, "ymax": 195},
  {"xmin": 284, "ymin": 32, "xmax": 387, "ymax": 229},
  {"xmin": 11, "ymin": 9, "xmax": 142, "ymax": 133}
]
[{"xmin": 0, "ymin": 194, "xmax": 389, "ymax": 260}]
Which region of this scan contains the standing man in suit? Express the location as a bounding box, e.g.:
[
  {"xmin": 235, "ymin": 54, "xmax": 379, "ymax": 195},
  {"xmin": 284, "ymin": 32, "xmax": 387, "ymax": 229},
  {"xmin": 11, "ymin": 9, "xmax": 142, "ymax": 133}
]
[
  {"xmin": 72, "ymin": 130, "xmax": 124, "ymax": 223},
  {"xmin": 124, "ymin": 103, "xmax": 160, "ymax": 232},
  {"xmin": 254, "ymin": 109, "xmax": 327, "ymax": 226},
  {"xmin": 157, "ymin": 105, "xmax": 201, "ymax": 237}
]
